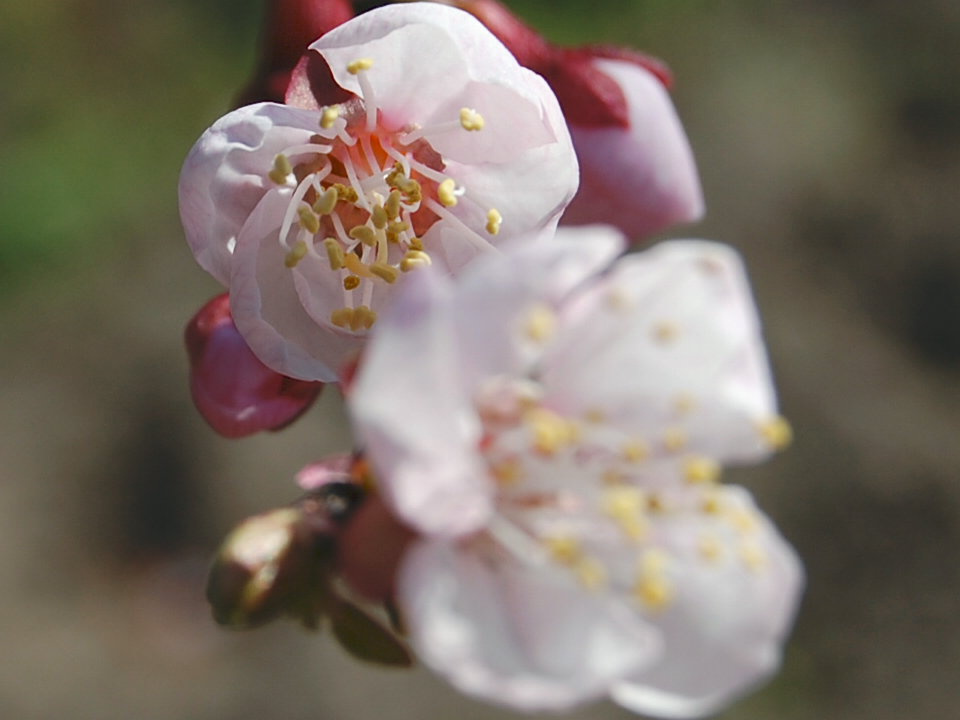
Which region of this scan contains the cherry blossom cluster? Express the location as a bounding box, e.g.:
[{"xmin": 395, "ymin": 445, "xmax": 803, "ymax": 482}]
[{"xmin": 180, "ymin": 2, "xmax": 802, "ymax": 718}]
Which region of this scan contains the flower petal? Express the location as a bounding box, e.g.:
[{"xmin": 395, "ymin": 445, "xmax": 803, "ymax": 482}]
[
  {"xmin": 611, "ymin": 485, "xmax": 803, "ymax": 718},
  {"xmin": 543, "ymin": 239, "xmax": 780, "ymax": 466},
  {"xmin": 230, "ymin": 189, "xmax": 363, "ymax": 381},
  {"xmin": 452, "ymin": 227, "xmax": 624, "ymax": 391},
  {"xmin": 350, "ymin": 267, "xmax": 490, "ymax": 537},
  {"xmin": 399, "ymin": 539, "xmax": 659, "ymax": 712},
  {"xmin": 179, "ymin": 102, "xmax": 323, "ymax": 285}
]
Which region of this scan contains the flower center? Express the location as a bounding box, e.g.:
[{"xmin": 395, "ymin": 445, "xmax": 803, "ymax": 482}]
[
  {"xmin": 471, "ymin": 374, "xmax": 785, "ymax": 610},
  {"xmin": 268, "ymin": 58, "xmax": 502, "ymax": 333}
]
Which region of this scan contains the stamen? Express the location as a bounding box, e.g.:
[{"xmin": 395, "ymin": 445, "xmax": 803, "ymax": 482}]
[
  {"xmin": 400, "ymin": 250, "xmax": 432, "ymax": 272},
  {"xmin": 371, "ymin": 203, "xmax": 388, "ymax": 229},
  {"xmin": 330, "ymin": 307, "xmax": 354, "ymax": 328},
  {"xmin": 351, "ymin": 305, "xmax": 377, "ymax": 330},
  {"xmin": 313, "ymin": 186, "xmax": 339, "ymax": 216},
  {"xmin": 297, "ymin": 205, "xmax": 320, "ymax": 234},
  {"xmin": 758, "ymin": 415, "xmax": 793, "ymax": 450},
  {"xmin": 384, "ymin": 190, "xmax": 402, "ymax": 220},
  {"xmin": 348, "ymin": 225, "xmax": 378, "ymax": 246},
  {"xmin": 343, "ymin": 275, "xmax": 361, "ymax": 291},
  {"xmin": 268, "ymin": 154, "xmax": 293, "ymax": 184},
  {"xmin": 279, "ymin": 174, "xmax": 317, "ymax": 249},
  {"xmin": 425, "ymin": 199, "xmax": 496, "ymax": 254},
  {"xmin": 369, "ymin": 262, "xmax": 399, "ymax": 284},
  {"xmin": 683, "ymin": 456, "xmax": 721, "ymax": 484},
  {"xmin": 343, "ymin": 252, "xmax": 374, "ymax": 278},
  {"xmin": 346, "ymin": 58, "xmax": 374, "ymax": 74},
  {"xmin": 437, "ymin": 178, "xmax": 458, "ymax": 207},
  {"xmin": 284, "ymin": 240, "xmax": 309, "ymax": 268},
  {"xmin": 486, "ymin": 208, "xmax": 502, "ymax": 235},
  {"xmin": 320, "ymin": 105, "xmax": 341, "ymax": 129},
  {"xmin": 324, "ymin": 238, "xmax": 345, "ymax": 271},
  {"xmin": 459, "ymin": 107, "xmax": 485, "ymax": 131}
]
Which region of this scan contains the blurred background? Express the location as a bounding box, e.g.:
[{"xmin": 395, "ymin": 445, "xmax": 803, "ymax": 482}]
[{"xmin": 2, "ymin": 0, "xmax": 958, "ymax": 718}]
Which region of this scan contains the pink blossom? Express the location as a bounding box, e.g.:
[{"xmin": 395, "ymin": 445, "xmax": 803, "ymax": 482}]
[
  {"xmin": 179, "ymin": 2, "xmax": 578, "ymax": 382},
  {"xmin": 441, "ymin": 0, "xmax": 704, "ymax": 240},
  {"xmin": 184, "ymin": 293, "xmax": 323, "ymax": 437},
  {"xmin": 349, "ymin": 228, "xmax": 801, "ymax": 716}
]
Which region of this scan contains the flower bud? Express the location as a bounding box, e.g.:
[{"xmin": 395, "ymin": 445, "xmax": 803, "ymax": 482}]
[
  {"xmin": 185, "ymin": 294, "xmax": 323, "ymax": 438},
  {"xmin": 206, "ymin": 508, "xmax": 324, "ymax": 628}
]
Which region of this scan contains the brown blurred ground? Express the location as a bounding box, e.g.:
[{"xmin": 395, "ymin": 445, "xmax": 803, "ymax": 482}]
[{"xmin": 2, "ymin": 1, "xmax": 959, "ymax": 718}]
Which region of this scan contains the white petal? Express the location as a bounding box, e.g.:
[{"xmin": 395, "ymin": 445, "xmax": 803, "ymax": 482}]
[
  {"xmin": 452, "ymin": 227, "xmax": 624, "ymax": 392},
  {"xmin": 611, "ymin": 486, "xmax": 803, "ymax": 718},
  {"xmin": 561, "ymin": 59, "xmax": 704, "ymax": 240},
  {"xmin": 543, "ymin": 240, "xmax": 780, "ymax": 465},
  {"xmin": 350, "ymin": 268, "xmax": 491, "ymax": 537},
  {"xmin": 399, "ymin": 539, "xmax": 659, "ymax": 712},
  {"xmin": 179, "ymin": 102, "xmax": 322, "ymax": 285},
  {"xmin": 230, "ymin": 190, "xmax": 361, "ymax": 381}
]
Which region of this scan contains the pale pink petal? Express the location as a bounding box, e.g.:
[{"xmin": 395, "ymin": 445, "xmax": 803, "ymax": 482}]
[
  {"xmin": 452, "ymin": 227, "xmax": 623, "ymax": 390},
  {"xmin": 350, "ymin": 268, "xmax": 491, "ymax": 537},
  {"xmin": 543, "ymin": 240, "xmax": 779, "ymax": 465},
  {"xmin": 561, "ymin": 59, "xmax": 704, "ymax": 241},
  {"xmin": 399, "ymin": 539, "xmax": 659, "ymax": 712},
  {"xmin": 311, "ymin": 4, "xmax": 533, "ymax": 130},
  {"xmin": 179, "ymin": 102, "xmax": 323, "ymax": 285},
  {"xmin": 611, "ymin": 486, "xmax": 803, "ymax": 718},
  {"xmin": 230, "ymin": 190, "xmax": 363, "ymax": 381}
]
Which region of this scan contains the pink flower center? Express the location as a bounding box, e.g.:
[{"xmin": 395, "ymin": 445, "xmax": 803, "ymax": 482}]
[{"xmin": 268, "ymin": 58, "xmax": 501, "ymax": 333}]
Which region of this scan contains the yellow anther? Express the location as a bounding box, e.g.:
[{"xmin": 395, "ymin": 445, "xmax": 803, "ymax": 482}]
[
  {"xmin": 527, "ymin": 408, "xmax": 577, "ymax": 456},
  {"xmin": 370, "ymin": 262, "xmax": 399, "ymax": 284},
  {"xmin": 297, "ymin": 205, "xmax": 320, "ymax": 234},
  {"xmin": 698, "ymin": 535, "xmax": 723, "ymax": 562},
  {"xmin": 331, "ymin": 183, "xmax": 359, "ymax": 204},
  {"xmin": 674, "ymin": 393, "xmax": 697, "ymax": 415},
  {"xmin": 634, "ymin": 574, "xmax": 673, "ymax": 612},
  {"xmin": 371, "ymin": 203, "xmax": 388, "ymax": 230},
  {"xmin": 342, "ymin": 252, "xmax": 374, "ymax": 278},
  {"xmin": 313, "ymin": 186, "xmax": 339, "ymax": 215},
  {"xmin": 330, "ymin": 307, "xmax": 354, "ymax": 328},
  {"xmin": 400, "ymin": 250, "xmax": 432, "ymax": 272},
  {"xmin": 387, "ymin": 220, "xmax": 410, "ymax": 235},
  {"xmin": 647, "ymin": 493, "xmax": 666, "ymax": 513},
  {"xmin": 683, "ymin": 456, "xmax": 721, "ymax": 484},
  {"xmin": 576, "ymin": 559, "xmax": 607, "ymax": 590},
  {"xmin": 545, "ymin": 536, "xmax": 581, "ymax": 565},
  {"xmin": 343, "ymin": 275, "xmax": 361, "ymax": 291},
  {"xmin": 324, "ymin": 238, "xmax": 345, "ymax": 271},
  {"xmin": 525, "ymin": 304, "xmax": 556, "ymax": 343},
  {"xmin": 485, "ymin": 208, "xmax": 502, "ymax": 235},
  {"xmin": 268, "ymin": 153, "xmax": 293, "ymax": 184},
  {"xmin": 284, "ymin": 241, "xmax": 309, "ymax": 268},
  {"xmin": 459, "ymin": 107, "xmax": 485, "ymax": 131},
  {"xmin": 384, "ymin": 190, "xmax": 402, "ymax": 220},
  {"xmin": 602, "ymin": 486, "xmax": 647, "ymax": 519},
  {"xmin": 350, "ymin": 304, "xmax": 377, "ymax": 331},
  {"xmin": 602, "ymin": 487, "xmax": 649, "ymax": 541},
  {"xmin": 662, "ymin": 427, "xmax": 688, "ymax": 453},
  {"xmin": 652, "ymin": 321, "xmax": 679, "ymax": 344},
  {"xmin": 729, "ymin": 508, "xmax": 759, "ymax": 533},
  {"xmin": 641, "ymin": 549, "xmax": 670, "ymax": 575},
  {"xmin": 700, "ymin": 491, "xmax": 723, "ymax": 515},
  {"xmin": 490, "ymin": 457, "xmax": 523, "ymax": 486},
  {"xmin": 758, "ymin": 415, "xmax": 793, "ymax": 450},
  {"xmin": 408, "ymin": 236, "xmax": 424, "ymax": 251},
  {"xmin": 320, "ymin": 105, "xmax": 341, "ymax": 129},
  {"xmin": 622, "ymin": 440, "xmax": 649, "ymax": 463},
  {"xmin": 740, "ymin": 542, "xmax": 766, "ymax": 571},
  {"xmin": 347, "ymin": 58, "xmax": 374, "ymax": 74},
  {"xmin": 437, "ymin": 178, "xmax": 458, "ymax": 207},
  {"xmin": 385, "ymin": 162, "xmax": 406, "ymax": 188},
  {"xmin": 584, "ymin": 408, "xmax": 606, "ymax": 424},
  {"xmin": 348, "ymin": 224, "xmax": 378, "ymax": 246}
]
